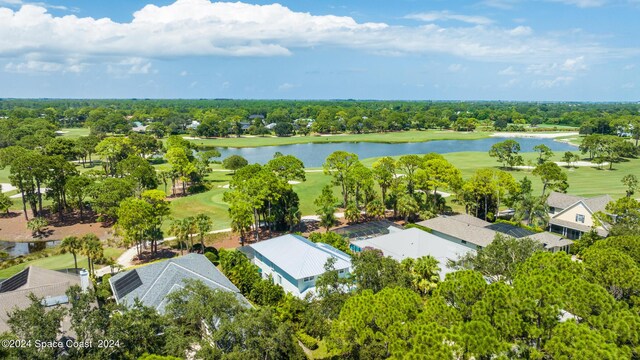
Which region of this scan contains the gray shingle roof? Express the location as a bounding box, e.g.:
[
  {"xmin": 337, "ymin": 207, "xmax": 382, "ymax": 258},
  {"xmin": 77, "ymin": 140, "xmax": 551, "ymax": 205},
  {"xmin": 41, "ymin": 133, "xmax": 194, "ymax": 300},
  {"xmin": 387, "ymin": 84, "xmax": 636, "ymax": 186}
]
[
  {"xmin": 419, "ymin": 215, "xmax": 575, "ymax": 250},
  {"xmin": 249, "ymin": 234, "xmax": 351, "ymax": 279},
  {"xmin": 0, "ymin": 267, "xmax": 80, "ymax": 333},
  {"xmin": 417, "ymin": 216, "xmax": 498, "ymax": 247},
  {"xmin": 547, "ymin": 192, "xmax": 584, "ymax": 210},
  {"xmin": 526, "ymin": 232, "xmax": 573, "ymax": 250},
  {"xmin": 582, "ymin": 195, "xmax": 613, "ymax": 213},
  {"xmin": 109, "ymin": 254, "xmax": 244, "ymax": 313},
  {"xmin": 350, "ymin": 228, "xmax": 474, "ymax": 279}
]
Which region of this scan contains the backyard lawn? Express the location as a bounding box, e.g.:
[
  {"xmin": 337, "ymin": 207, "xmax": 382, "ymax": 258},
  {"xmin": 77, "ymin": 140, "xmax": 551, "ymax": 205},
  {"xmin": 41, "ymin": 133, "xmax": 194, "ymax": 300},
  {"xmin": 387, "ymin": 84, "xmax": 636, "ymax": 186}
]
[{"xmin": 0, "ymin": 247, "xmax": 125, "ymax": 279}]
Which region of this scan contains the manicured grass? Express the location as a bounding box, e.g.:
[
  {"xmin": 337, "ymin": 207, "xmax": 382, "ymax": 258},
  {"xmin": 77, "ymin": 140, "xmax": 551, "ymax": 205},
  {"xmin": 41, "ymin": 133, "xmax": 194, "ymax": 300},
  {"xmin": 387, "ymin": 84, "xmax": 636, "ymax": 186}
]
[
  {"xmin": 184, "ymin": 130, "xmax": 491, "ymax": 148},
  {"xmin": 0, "ymin": 247, "xmax": 125, "ymax": 279},
  {"xmin": 58, "ymin": 127, "xmax": 90, "ymax": 138},
  {"xmin": 163, "ymin": 167, "xmax": 334, "ymax": 231}
]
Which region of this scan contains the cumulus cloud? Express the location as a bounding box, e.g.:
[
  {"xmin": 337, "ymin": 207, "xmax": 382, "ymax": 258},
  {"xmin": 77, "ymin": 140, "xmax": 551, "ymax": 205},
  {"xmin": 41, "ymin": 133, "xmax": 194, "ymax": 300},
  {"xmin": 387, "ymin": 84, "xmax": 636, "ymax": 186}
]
[
  {"xmin": 498, "ymin": 66, "xmax": 518, "ymax": 75},
  {"xmin": 527, "ymin": 56, "xmax": 588, "ymax": 75},
  {"xmin": 0, "ymin": 0, "xmax": 630, "ymax": 74},
  {"xmin": 107, "ymin": 57, "xmax": 155, "ymax": 76},
  {"xmin": 533, "ymin": 76, "xmax": 574, "ymax": 88},
  {"xmin": 447, "ymin": 63, "xmax": 466, "ymax": 72},
  {"xmin": 405, "ymin": 11, "xmax": 494, "ymax": 25},
  {"xmin": 548, "ymin": 0, "xmax": 608, "ymax": 7},
  {"xmin": 278, "ymin": 82, "xmax": 297, "ymax": 91}
]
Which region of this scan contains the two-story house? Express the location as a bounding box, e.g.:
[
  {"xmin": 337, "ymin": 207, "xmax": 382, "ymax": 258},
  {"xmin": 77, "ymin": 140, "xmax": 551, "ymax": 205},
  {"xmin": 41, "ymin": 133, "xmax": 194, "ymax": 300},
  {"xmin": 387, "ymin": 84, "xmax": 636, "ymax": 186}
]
[
  {"xmin": 546, "ymin": 192, "xmax": 612, "ymax": 239},
  {"xmin": 243, "ymin": 234, "xmax": 352, "ymax": 298}
]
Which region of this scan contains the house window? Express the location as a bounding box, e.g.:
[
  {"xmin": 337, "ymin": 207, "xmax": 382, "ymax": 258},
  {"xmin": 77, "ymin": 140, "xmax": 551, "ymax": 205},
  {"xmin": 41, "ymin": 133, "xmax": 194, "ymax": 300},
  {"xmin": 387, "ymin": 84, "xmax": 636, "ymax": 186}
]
[
  {"xmin": 461, "ymin": 240, "xmax": 467, "ymax": 244},
  {"xmin": 575, "ymin": 214, "xmax": 585, "ymax": 223},
  {"xmin": 549, "ymin": 207, "xmax": 555, "ymax": 214},
  {"xmin": 338, "ymin": 269, "xmax": 345, "ymax": 274},
  {"xmin": 303, "ymin": 276, "xmax": 314, "ymax": 282}
]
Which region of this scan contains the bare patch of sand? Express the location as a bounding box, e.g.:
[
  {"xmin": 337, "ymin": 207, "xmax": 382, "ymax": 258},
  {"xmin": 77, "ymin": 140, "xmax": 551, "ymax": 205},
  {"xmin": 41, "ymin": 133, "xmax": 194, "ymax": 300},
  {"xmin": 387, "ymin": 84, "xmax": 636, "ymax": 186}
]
[
  {"xmin": 0, "ymin": 183, "xmax": 16, "ymax": 193},
  {"xmin": 491, "ymin": 132, "xmax": 579, "ymax": 139}
]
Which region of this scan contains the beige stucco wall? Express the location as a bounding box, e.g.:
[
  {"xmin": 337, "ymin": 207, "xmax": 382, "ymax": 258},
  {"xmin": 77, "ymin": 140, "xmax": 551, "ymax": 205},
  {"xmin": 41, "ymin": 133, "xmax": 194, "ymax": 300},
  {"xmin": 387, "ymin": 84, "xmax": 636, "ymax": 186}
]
[{"xmin": 554, "ymin": 202, "xmax": 595, "ymax": 227}]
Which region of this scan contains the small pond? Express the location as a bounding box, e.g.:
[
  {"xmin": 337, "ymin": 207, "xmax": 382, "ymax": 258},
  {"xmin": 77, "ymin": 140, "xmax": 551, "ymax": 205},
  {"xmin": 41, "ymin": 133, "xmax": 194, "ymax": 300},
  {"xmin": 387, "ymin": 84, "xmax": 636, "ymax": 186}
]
[
  {"xmin": 213, "ymin": 137, "xmax": 576, "ymax": 167},
  {"xmin": 0, "ymin": 240, "xmax": 60, "ymax": 259}
]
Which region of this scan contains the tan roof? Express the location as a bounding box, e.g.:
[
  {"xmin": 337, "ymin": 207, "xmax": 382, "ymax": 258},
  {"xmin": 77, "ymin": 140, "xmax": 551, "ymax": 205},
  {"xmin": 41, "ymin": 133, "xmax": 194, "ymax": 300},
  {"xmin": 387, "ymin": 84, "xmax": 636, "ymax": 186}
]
[
  {"xmin": 446, "ymin": 214, "xmax": 492, "ymax": 228},
  {"xmin": 417, "ymin": 216, "xmax": 497, "ymax": 247},
  {"xmin": 0, "ymin": 267, "xmax": 80, "ymax": 333},
  {"xmin": 547, "ymin": 192, "xmax": 584, "ymax": 210},
  {"xmin": 527, "ymin": 232, "xmax": 573, "ymax": 249}
]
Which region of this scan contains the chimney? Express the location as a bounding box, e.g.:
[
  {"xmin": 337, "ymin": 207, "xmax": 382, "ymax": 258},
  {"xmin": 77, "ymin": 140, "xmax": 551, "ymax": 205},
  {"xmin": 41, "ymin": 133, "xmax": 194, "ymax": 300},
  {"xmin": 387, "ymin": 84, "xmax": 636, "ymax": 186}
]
[{"xmin": 79, "ymin": 269, "xmax": 90, "ymax": 292}]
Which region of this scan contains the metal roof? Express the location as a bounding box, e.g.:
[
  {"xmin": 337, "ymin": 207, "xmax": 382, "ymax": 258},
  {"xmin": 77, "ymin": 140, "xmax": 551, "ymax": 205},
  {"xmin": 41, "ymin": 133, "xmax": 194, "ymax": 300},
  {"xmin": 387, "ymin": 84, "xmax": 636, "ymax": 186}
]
[
  {"xmin": 350, "ymin": 228, "xmax": 474, "ymax": 279},
  {"xmin": 249, "ymin": 234, "xmax": 352, "ymax": 279},
  {"xmin": 109, "ymin": 254, "xmax": 246, "ymax": 313}
]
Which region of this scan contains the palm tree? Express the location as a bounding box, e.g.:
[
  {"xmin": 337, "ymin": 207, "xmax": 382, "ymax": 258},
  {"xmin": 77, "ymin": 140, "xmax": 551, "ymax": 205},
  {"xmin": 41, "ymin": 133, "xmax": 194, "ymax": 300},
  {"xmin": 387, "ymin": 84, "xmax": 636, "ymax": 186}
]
[
  {"xmin": 514, "ymin": 194, "xmax": 550, "ymax": 228},
  {"xmin": 184, "ymin": 217, "xmax": 197, "ymax": 252},
  {"xmin": 169, "ymin": 219, "xmax": 190, "ymax": 255},
  {"xmin": 81, "ymin": 234, "xmax": 103, "ymax": 276},
  {"xmin": 194, "ymin": 214, "xmax": 213, "ymax": 253},
  {"xmin": 401, "ymin": 256, "xmax": 441, "ymax": 296},
  {"xmin": 60, "ymin": 236, "xmax": 82, "ymax": 271}
]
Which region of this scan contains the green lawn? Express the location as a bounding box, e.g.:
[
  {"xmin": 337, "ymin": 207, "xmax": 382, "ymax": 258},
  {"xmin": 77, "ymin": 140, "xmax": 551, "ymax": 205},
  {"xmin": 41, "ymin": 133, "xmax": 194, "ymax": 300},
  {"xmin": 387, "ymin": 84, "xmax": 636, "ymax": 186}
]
[
  {"xmin": 58, "ymin": 127, "xmax": 90, "ymax": 138},
  {"xmin": 184, "ymin": 130, "xmax": 491, "ymax": 148},
  {"xmin": 163, "ymin": 167, "xmax": 334, "ymax": 231},
  {"xmin": 0, "ymin": 247, "xmax": 125, "ymax": 279}
]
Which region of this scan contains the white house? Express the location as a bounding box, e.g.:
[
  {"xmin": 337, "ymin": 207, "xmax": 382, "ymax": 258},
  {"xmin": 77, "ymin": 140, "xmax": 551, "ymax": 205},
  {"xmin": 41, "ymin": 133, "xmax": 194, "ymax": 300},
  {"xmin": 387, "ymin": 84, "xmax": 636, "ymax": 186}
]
[
  {"xmin": 245, "ymin": 234, "xmax": 352, "ymax": 298},
  {"xmin": 349, "ymin": 227, "xmax": 475, "ymax": 279}
]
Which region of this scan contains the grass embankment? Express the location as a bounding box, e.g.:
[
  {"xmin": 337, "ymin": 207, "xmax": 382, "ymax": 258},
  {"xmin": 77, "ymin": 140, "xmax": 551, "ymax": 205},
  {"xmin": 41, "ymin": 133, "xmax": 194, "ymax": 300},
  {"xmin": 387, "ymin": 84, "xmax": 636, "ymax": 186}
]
[
  {"xmin": 185, "ymin": 130, "xmax": 491, "ymax": 148},
  {"xmin": 0, "ymin": 247, "xmax": 125, "ymax": 279}
]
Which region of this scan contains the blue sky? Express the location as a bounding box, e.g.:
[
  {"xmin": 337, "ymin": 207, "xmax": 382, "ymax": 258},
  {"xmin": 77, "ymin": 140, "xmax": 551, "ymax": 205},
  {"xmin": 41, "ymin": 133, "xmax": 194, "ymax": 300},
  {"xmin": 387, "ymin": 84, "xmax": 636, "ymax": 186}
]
[{"xmin": 0, "ymin": 0, "xmax": 638, "ymax": 100}]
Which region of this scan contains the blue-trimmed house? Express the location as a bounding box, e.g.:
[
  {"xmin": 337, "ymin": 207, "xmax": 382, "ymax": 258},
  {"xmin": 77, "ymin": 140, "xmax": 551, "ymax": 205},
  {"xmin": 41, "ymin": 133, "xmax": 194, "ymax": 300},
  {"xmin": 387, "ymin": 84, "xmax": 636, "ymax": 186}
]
[{"xmin": 244, "ymin": 234, "xmax": 352, "ymax": 298}]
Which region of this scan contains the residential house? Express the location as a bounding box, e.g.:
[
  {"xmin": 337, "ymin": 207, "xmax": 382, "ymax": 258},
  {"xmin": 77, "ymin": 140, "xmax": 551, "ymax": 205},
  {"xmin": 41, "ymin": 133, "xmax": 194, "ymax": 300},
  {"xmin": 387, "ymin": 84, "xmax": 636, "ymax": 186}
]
[
  {"xmin": 546, "ymin": 192, "xmax": 611, "ymax": 239},
  {"xmin": 0, "ymin": 267, "xmax": 89, "ymax": 333},
  {"xmin": 417, "ymin": 214, "xmax": 573, "ymax": 253},
  {"xmin": 242, "ymin": 234, "xmax": 352, "ymax": 298},
  {"xmin": 109, "ymin": 254, "xmax": 247, "ymax": 313},
  {"xmin": 349, "ymin": 228, "xmax": 474, "ymax": 279}
]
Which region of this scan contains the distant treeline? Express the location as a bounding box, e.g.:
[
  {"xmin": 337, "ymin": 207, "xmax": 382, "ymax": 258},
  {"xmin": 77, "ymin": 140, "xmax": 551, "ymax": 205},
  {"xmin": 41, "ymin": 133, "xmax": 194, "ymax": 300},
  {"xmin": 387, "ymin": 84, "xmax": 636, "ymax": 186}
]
[{"xmin": 0, "ymin": 99, "xmax": 639, "ymax": 140}]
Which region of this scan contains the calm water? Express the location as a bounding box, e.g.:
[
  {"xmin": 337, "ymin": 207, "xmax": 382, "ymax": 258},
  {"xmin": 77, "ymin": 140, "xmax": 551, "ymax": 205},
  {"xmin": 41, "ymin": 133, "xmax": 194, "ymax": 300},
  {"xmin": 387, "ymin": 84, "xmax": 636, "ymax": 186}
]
[
  {"xmin": 0, "ymin": 240, "xmax": 60, "ymax": 258},
  {"xmin": 214, "ymin": 137, "xmax": 576, "ymax": 168}
]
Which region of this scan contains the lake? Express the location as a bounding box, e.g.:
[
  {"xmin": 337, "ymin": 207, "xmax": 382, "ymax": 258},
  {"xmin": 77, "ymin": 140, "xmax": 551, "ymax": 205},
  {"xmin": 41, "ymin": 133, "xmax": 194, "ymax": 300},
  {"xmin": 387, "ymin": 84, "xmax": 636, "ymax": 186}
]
[
  {"xmin": 214, "ymin": 137, "xmax": 576, "ymax": 168},
  {"xmin": 0, "ymin": 240, "xmax": 60, "ymax": 258}
]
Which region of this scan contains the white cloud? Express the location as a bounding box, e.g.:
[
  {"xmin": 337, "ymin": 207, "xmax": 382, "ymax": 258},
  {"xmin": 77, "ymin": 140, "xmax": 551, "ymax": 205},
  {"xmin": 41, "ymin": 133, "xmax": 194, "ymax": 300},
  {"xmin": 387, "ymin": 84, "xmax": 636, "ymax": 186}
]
[
  {"xmin": 561, "ymin": 56, "xmax": 587, "ymax": 71},
  {"xmin": 0, "ymin": 0, "xmax": 631, "ymax": 72},
  {"xmin": 447, "ymin": 63, "xmax": 466, "ymax": 72},
  {"xmin": 623, "ymin": 64, "xmax": 635, "ymax": 70},
  {"xmin": 406, "ymin": 11, "xmax": 494, "ymax": 25},
  {"xmin": 107, "ymin": 57, "xmax": 155, "ymax": 76},
  {"xmin": 548, "ymin": 0, "xmax": 608, "ymax": 7},
  {"xmin": 533, "ymin": 76, "xmax": 574, "ymax": 88},
  {"xmin": 278, "ymin": 82, "xmax": 297, "ymax": 91},
  {"xmin": 509, "ymin": 26, "xmax": 532, "ymax": 36},
  {"xmin": 498, "ymin": 66, "xmax": 518, "ymax": 75},
  {"xmin": 481, "ymin": 0, "xmax": 520, "ymax": 9},
  {"xmin": 4, "ymin": 58, "xmax": 86, "ymax": 73},
  {"xmin": 5, "ymin": 60, "xmax": 62, "ymax": 73},
  {"xmin": 622, "ymin": 82, "xmax": 635, "ymax": 89},
  {"xmin": 180, "ymin": 70, "xmax": 188, "ymax": 76},
  {"xmin": 527, "ymin": 56, "xmax": 588, "ymax": 75}
]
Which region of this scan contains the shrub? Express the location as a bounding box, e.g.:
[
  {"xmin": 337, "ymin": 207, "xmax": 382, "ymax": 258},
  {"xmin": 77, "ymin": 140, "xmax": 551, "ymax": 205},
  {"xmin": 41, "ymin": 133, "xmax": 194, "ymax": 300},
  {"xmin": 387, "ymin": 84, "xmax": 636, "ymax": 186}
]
[
  {"xmin": 204, "ymin": 251, "xmax": 219, "ymax": 266},
  {"xmin": 296, "ymin": 331, "xmax": 318, "ymax": 350}
]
